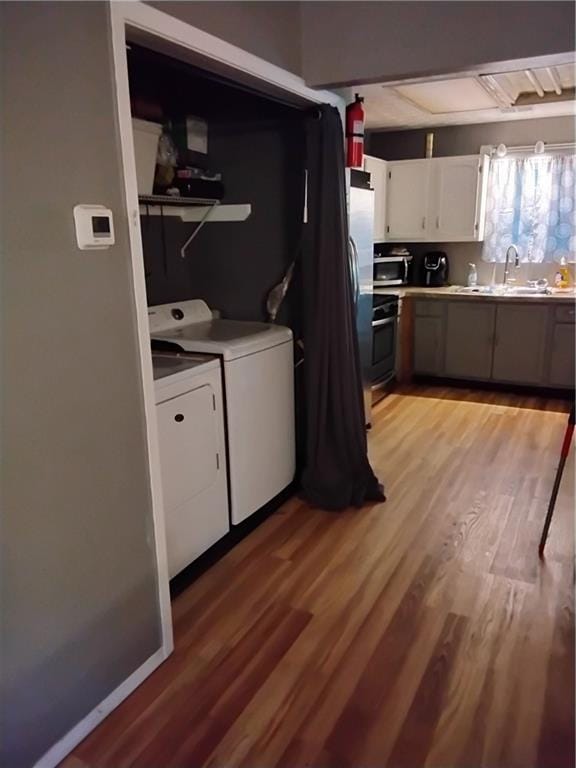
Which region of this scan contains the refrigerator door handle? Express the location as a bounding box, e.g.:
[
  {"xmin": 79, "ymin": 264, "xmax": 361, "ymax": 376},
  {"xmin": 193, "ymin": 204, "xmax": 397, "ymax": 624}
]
[{"xmin": 349, "ymin": 236, "xmax": 360, "ymax": 307}]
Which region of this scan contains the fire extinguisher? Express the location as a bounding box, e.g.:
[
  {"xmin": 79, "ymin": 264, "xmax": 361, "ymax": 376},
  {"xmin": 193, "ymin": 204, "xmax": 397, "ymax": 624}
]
[{"xmin": 346, "ymin": 93, "xmax": 365, "ymax": 169}]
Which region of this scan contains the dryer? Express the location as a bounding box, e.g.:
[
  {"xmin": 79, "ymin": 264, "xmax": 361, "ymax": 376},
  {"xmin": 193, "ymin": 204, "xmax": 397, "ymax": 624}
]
[
  {"xmin": 153, "ymin": 352, "xmax": 229, "ymax": 578},
  {"xmin": 149, "ymin": 300, "xmax": 295, "ymax": 525}
]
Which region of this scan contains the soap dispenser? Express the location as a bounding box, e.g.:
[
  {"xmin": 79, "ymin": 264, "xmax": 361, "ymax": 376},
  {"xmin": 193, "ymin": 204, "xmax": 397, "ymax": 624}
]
[{"xmin": 467, "ymin": 263, "xmax": 478, "ymax": 288}]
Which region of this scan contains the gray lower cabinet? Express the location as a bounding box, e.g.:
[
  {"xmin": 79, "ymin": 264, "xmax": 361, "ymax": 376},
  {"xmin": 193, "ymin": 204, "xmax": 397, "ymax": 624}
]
[
  {"xmin": 413, "ymin": 315, "xmax": 444, "ymax": 374},
  {"xmin": 492, "ymin": 304, "xmax": 548, "ymax": 384},
  {"xmin": 549, "ymin": 322, "xmax": 575, "ymax": 387},
  {"xmin": 412, "ymin": 297, "xmax": 575, "ymax": 389},
  {"xmin": 444, "ymin": 302, "xmax": 495, "ymax": 379}
]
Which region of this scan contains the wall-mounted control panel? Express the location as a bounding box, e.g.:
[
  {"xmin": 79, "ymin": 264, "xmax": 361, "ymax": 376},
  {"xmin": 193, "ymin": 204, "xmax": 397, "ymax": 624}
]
[{"xmin": 73, "ymin": 204, "xmax": 115, "ymax": 249}]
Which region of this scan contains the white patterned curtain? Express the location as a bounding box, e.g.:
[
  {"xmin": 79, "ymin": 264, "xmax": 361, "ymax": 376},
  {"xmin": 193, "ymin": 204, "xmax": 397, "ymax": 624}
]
[{"xmin": 482, "ymin": 154, "xmax": 576, "ymax": 263}]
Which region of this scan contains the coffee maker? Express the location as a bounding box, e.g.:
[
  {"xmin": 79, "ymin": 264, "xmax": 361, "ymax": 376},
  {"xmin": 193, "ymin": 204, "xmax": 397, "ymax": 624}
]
[{"xmin": 422, "ymin": 251, "xmax": 449, "ymax": 286}]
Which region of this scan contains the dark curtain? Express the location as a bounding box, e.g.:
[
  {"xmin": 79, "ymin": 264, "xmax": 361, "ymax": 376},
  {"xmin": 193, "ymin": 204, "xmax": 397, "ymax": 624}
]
[{"xmin": 300, "ymin": 104, "xmax": 385, "ymax": 510}]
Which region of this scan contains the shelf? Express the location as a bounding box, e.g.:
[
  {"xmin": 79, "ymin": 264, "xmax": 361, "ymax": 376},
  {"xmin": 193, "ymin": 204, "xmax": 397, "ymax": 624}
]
[{"xmin": 138, "ymin": 195, "xmax": 251, "ymax": 222}]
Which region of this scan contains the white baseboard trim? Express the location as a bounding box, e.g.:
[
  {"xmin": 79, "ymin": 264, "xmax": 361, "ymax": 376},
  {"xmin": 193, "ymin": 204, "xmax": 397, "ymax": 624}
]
[{"xmin": 33, "ymin": 647, "xmax": 168, "ymax": 768}]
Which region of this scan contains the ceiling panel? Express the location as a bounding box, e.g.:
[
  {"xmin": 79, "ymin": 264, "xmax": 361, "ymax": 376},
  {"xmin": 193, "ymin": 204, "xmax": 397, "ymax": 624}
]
[
  {"xmin": 395, "ymin": 78, "xmax": 497, "ymax": 113},
  {"xmin": 347, "ymin": 60, "xmax": 576, "ymax": 130}
]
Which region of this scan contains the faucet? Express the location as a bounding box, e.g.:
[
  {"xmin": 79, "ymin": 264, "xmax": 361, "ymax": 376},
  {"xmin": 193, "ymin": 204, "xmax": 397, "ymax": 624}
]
[{"xmin": 503, "ymin": 244, "xmax": 520, "ymax": 286}]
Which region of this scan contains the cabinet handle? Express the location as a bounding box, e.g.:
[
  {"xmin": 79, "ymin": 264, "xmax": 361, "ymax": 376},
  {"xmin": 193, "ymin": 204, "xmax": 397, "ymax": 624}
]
[
  {"xmin": 422, "ymin": 216, "xmax": 426, "ymax": 230},
  {"xmin": 436, "ymin": 215, "xmax": 440, "ymax": 229},
  {"xmin": 174, "ymin": 413, "xmax": 184, "ymax": 422}
]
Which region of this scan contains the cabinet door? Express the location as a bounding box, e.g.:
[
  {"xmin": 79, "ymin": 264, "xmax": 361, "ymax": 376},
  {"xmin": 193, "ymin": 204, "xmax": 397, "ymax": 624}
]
[
  {"xmin": 386, "ymin": 160, "xmax": 430, "ymax": 241},
  {"xmin": 414, "ymin": 316, "xmax": 444, "ymax": 374},
  {"xmin": 364, "ymin": 155, "xmax": 387, "ymax": 242},
  {"xmin": 429, "ymin": 156, "xmax": 488, "ymax": 242},
  {"xmin": 492, "ymin": 304, "xmax": 548, "ymax": 384},
  {"xmin": 444, "ymin": 302, "xmax": 495, "ymax": 379},
  {"xmin": 548, "ymin": 323, "xmax": 575, "ymax": 388}
]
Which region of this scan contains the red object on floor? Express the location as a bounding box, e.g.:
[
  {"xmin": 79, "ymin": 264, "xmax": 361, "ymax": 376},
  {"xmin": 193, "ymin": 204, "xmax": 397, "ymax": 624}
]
[{"xmin": 539, "ymin": 404, "xmax": 575, "ymax": 556}]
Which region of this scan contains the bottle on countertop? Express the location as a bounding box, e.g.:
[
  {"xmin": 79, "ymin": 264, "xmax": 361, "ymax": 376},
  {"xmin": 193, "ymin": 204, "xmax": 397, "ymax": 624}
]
[
  {"xmin": 557, "ymin": 255, "xmax": 571, "ymax": 288},
  {"xmin": 467, "ymin": 262, "xmax": 478, "ymax": 288}
]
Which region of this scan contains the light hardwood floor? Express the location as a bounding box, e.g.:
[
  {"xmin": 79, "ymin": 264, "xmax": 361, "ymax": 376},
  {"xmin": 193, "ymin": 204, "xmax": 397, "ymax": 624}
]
[{"xmin": 65, "ymin": 385, "xmax": 574, "ymax": 768}]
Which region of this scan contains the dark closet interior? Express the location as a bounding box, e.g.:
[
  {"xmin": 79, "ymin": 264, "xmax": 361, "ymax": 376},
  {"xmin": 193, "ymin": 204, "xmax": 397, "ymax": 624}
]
[{"xmin": 128, "ymin": 45, "xmax": 306, "ymax": 327}]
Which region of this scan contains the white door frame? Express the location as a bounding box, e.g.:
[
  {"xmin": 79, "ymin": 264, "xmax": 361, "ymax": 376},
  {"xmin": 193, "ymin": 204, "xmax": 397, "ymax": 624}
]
[
  {"xmin": 34, "ymin": 3, "xmax": 342, "ymax": 766},
  {"xmin": 108, "ymin": 0, "xmax": 342, "ymax": 652}
]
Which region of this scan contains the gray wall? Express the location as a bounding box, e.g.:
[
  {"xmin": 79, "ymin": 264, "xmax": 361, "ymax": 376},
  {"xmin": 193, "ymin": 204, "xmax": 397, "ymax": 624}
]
[
  {"xmin": 147, "ymin": 2, "xmax": 576, "ymax": 91},
  {"xmin": 367, "ymin": 116, "xmax": 575, "ymax": 286},
  {"xmin": 143, "ymin": 120, "xmax": 305, "ymax": 323},
  {"xmin": 300, "ymin": 1, "xmax": 575, "ymax": 87},
  {"xmin": 1, "ymin": 4, "xmax": 162, "ymax": 766},
  {"xmin": 148, "ymin": 1, "xmax": 302, "ymax": 74}
]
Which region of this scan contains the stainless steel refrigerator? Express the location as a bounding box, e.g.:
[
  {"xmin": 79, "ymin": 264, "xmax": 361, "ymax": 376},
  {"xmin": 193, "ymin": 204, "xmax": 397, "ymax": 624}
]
[{"xmin": 348, "ymin": 175, "xmax": 375, "ymax": 427}]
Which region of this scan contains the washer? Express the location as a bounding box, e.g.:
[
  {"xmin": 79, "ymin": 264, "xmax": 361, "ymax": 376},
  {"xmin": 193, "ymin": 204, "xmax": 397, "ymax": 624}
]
[
  {"xmin": 153, "ymin": 351, "xmax": 229, "ymax": 578},
  {"xmin": 149, "ymin": 300, "xmax": 295, "ymax": 525}
]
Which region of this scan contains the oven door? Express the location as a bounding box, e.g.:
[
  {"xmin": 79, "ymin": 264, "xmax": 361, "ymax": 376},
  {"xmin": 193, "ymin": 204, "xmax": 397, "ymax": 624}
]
[{"xmin": 371, "ymin": 314, "xmax": 397, "ymax": 384}]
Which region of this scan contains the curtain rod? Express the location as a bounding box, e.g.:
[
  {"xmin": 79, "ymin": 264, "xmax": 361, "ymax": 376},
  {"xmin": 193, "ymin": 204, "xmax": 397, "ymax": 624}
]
[{"xmin": 482, "ymin": 141, "xmax": 576, "ymax": 157}]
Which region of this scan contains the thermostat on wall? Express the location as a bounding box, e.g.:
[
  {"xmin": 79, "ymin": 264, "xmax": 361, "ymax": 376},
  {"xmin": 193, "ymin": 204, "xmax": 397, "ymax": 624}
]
[{"xmin": 73, "ymin": 204, "xmax": 115, "ymax": 249}]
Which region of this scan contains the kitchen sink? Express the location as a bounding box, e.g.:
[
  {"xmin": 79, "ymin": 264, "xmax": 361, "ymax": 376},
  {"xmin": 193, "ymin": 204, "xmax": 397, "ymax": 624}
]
[
  {"xmin": 455, "ymin": 286, "xmax": 496, "ymax": 295},
  {"xmin": 455, "ymin": 285, "xmax": 551, "ymax": 296},
  {"xmin": 505, "ymin": 286, "xmax": 552, "ymax": 295}
]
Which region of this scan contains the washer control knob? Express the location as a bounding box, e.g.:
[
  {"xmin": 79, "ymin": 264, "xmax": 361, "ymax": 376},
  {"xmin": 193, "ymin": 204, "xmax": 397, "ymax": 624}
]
[{"xmin": 171, "ymin": 308, "xmax": 184, "ymax": 320}]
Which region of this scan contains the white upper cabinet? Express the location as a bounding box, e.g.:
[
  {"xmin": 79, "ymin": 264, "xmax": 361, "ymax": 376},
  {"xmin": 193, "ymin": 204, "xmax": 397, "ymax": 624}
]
[
  {"xmin": 428, "ymin": 155, "xmax": 489, "ymax": 242},
  {"xmin": 385, "ymin": 160, "xmax": 431, "ymax": 241},
  {"xmin": 373, "ymin": 154, "xmax": 489, "ymax": 243},
  {"xmin": 363, "ymin": 154, "xmax": 387, "ymax": 242}
]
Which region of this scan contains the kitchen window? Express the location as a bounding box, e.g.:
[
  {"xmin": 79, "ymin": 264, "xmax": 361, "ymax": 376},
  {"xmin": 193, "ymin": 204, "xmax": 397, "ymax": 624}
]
[{"xmin": 482, "ymin": 152, "xmax": 576, "ymax": 263}]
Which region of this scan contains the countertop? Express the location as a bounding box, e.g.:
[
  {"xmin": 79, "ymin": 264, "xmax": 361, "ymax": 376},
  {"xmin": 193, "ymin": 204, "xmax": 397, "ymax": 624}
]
[{"xmin": 373, "ymin": 286, "xmax": 576, "ymax": 304}]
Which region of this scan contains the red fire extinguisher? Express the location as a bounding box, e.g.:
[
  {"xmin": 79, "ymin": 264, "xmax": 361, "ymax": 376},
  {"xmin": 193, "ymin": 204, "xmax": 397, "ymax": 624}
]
[{"xmin": 346, "ymin": 94, "xmax": 365, "ymax": 169}]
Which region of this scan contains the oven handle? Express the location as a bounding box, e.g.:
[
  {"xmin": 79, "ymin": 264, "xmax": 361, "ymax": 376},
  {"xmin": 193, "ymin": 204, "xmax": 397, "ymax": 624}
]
[{"xmin": 372, "ymin": 316, "xmax": 396, "ymax": 328}]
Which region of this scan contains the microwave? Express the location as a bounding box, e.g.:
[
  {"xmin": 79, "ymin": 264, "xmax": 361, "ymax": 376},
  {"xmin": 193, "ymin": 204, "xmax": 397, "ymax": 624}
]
[{"xmin": 373, "ymin": 255, "xmax": 412, "ymax": 287}]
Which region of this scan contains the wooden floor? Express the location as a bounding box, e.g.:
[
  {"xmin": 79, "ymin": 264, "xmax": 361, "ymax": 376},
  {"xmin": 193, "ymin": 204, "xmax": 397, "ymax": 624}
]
[{"xmin": 65, "ymin": 385, "xmax": 574, "ymax": 768}]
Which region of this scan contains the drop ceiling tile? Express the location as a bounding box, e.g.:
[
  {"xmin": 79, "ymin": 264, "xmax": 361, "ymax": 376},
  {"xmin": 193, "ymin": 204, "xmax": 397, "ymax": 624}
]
[{"xmin": 394, "ymin": 77, "xmax": 497, "ymax": 113}]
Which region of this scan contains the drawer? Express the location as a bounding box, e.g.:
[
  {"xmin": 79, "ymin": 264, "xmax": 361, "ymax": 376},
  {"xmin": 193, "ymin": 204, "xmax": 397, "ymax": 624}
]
[
  {"xmin": 555, "ymin": 305, "xmax": 576, "ymax": 324},
  {"xmin": 414, "ymin": 299, "xmax": 444, "ymax": 317}
]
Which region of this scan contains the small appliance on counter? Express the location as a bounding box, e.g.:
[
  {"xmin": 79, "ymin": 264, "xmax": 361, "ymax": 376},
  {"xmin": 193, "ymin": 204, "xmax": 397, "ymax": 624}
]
[
  {"xmin": 373, "ymin": 246, "xmax": 412, "ymax": 287},
  {"xmin": 421, "ymin": 251, "xmax": 449, "ymax": 287}
]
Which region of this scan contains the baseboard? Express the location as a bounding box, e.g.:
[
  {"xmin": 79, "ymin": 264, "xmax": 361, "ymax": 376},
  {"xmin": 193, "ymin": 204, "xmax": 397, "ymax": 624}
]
[
  {"xmin": 33, "ymin": 647, "xmax": 168, "ymax": 768},
  {"xmin": 412, "ymin": 375, "xmax": 573, "ymax": 400}
]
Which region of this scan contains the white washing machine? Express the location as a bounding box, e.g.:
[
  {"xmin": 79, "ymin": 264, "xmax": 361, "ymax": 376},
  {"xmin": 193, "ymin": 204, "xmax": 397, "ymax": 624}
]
[
  {"xmin": 153, "ymin": 352, "xmax": 229, "ymax": 578},
  {"xmin": 149, "ymin": 300, "xmax": 295, "ymax": 525}
]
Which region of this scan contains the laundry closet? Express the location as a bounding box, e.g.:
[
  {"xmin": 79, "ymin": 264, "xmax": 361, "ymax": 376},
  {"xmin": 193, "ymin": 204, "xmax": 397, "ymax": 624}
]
[
  {"xmin": 128, "ymin": 44, "xmax": 306, "ymax": 323},
  {"xmin": 127, "ymin": 45, "xmax": 308, "ymax": 583}
]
